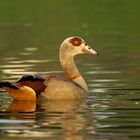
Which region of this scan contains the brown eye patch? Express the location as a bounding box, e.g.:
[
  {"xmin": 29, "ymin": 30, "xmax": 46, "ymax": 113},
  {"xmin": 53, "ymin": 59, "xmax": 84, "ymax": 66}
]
[{"xmin": 69, "ymin": 37, "xmax": 82, "ymax": 46}]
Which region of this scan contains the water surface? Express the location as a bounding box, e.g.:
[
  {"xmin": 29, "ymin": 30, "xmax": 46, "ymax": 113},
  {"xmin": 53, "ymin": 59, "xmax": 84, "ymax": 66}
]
[{"xmin": 0, "ymin": 0, "xmax": 140, "ymax": 140}]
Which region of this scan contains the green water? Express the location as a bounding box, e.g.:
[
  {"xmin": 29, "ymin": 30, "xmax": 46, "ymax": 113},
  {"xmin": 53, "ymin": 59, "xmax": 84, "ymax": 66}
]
[{"xmin": 0, "ymin": 0, "xmax": 140, "ymax": 139}]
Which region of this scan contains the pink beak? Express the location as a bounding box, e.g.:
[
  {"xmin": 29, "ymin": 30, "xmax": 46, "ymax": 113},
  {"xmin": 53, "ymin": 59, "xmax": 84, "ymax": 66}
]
[{"xmin": 82, "ymin": 45, "xmax": 99, "ymax": 55}]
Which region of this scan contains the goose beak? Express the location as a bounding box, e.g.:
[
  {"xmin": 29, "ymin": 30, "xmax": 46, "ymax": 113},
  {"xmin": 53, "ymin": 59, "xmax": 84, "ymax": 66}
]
[{"xmin": 82, "ymin": 45, "xmax": 99, "ymax": 55}]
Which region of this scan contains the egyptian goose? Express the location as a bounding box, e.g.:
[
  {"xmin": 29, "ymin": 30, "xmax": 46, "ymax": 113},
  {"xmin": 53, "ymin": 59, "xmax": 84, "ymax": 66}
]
[{"xmin": 0, "ymin": 36, "xmax": 98, "ymax": 100}]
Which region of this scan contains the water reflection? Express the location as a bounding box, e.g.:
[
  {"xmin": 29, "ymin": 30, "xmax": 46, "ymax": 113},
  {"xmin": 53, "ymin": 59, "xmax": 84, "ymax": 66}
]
[
  {"xmin": 0, "ymin": 89, "xmax": 139, "ymax": 139},
  {"xmin": 0, "ymin": 64, "xmax": 34, "ymax": 68},
  {"xmin": 24, "ymin": 47, "xmax": 38, "ymax": 51},
  {"xmin": 37, "ymin": 100, "xmax": 88, "ymax": 140},
  {"xmin": 0, "ymin": 56, "xmax": 55, "ymax": 79},
  {"xmin": 7, "ymin": 101, "xmax": 36, "ymax": 112},
  {"xmin": 6, "ymin": 99, "xmax": 86, "ymax": 113},
  {"xmin": 0, "ymin": 99, "xmax": 91, "ymax": 139}
]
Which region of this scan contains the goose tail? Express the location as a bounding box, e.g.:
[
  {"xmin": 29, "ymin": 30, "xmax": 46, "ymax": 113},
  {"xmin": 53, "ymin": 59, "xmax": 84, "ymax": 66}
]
[{"xmin": 0, "ymin": 81, "xmax": 19, "ymax": 89}]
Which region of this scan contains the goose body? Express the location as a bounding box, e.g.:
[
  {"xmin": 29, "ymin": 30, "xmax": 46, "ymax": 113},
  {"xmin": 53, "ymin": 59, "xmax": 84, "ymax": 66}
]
[{"xmin": 0, "ymin": 36, "xmax": 98, "ymax": 100}]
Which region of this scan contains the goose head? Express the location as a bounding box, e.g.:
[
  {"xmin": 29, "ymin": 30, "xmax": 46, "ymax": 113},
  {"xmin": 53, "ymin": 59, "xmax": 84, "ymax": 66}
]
[{"xmin": 60, "ymin": 36, "xmax": 98, "ymax": 57}]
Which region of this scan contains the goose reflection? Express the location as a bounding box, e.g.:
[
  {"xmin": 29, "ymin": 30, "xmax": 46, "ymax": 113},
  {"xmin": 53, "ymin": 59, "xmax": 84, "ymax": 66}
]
[
  {"xmin": 7, "ymin": 100, "xmax": 36, "ymax": 112},
  {"xmin": 36, "ymin": 99, "xmax": 88, "ymax": 140},
  {"xmin": 37, "ymin": 98, "xmax": 86, "ymax": 112},
  {"xmin": 4, "ymin": 99, "xmax": 94, "ymax": 139}
]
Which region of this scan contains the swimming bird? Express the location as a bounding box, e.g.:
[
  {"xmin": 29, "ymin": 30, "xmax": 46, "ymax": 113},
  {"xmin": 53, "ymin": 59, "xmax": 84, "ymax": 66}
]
[{"xmin": 0, "ymin": 36, "xmax": 98, "ymax": 100}]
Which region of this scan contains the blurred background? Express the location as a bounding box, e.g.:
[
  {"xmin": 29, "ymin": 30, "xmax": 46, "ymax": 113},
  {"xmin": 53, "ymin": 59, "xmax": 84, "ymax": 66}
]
[{"xmin": 0, "ymin": 0, "xmax": 140, "ymax": 139}]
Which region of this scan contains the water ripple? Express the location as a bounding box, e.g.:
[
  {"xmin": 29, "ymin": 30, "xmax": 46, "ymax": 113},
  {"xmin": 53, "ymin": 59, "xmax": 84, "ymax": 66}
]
[
  {"xmin": 0, "ymin": 119, "xmax": 34, "ymax": 124},
  {"xmin": 86, "ymin": 70, "xmax": 121, "ymax": 74}
]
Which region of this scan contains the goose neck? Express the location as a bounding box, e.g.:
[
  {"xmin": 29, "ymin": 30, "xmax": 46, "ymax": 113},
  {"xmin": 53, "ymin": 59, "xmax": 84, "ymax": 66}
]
[{"xmin": 59, "ymin": 48, "xmax": 88, "ymax": 91}]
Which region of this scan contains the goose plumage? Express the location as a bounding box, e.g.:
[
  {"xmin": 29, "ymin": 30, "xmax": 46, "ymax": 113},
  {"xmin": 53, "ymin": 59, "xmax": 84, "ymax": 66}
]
[{"xmin": 0, "ymin": 36, "xmax": 98, "ymax": 100}]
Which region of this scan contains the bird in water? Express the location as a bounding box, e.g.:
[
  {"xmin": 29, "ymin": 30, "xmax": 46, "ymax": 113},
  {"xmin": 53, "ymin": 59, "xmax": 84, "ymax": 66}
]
[{"xmin": 0, "ymin": 36, "xmax": 98, "ymax": 101}]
